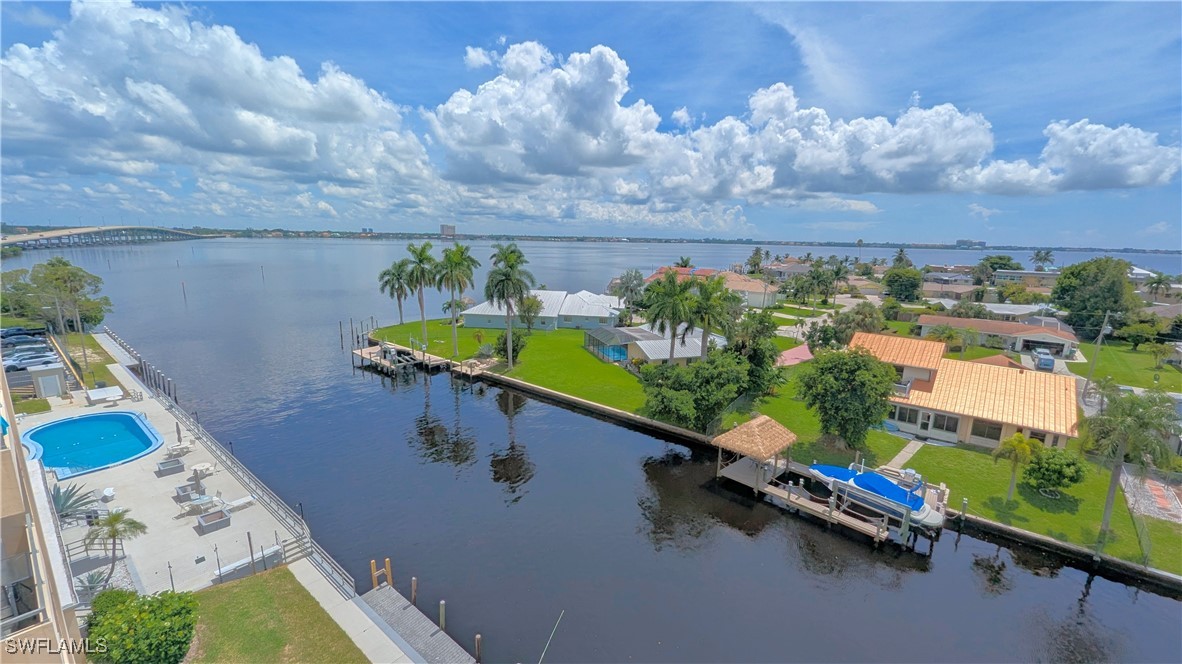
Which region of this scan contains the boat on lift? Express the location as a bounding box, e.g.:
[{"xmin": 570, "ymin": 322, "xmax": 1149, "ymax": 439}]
[{"xmin": 808, "ymin": 464, "xmax": 945, "ymax": 530}]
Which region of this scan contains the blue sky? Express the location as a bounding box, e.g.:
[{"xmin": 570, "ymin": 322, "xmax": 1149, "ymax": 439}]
[{"xmin": 2, "ymin": 1, "xmax": 1179, "ymax": 247}]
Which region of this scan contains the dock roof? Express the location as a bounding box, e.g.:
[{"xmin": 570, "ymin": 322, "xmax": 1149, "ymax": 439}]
[{"xmin": 711, "ymin": 415, "xmax": 797, "ymax": 461}]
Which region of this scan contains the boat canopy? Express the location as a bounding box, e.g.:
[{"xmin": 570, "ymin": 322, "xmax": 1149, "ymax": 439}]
[
  {"xmin": 810, "ymin": 464, "xmax": 858, "ymax": 482},
  {"xmin": 852, "ymin": 472, "xmax": 926, "ymax": 512}
]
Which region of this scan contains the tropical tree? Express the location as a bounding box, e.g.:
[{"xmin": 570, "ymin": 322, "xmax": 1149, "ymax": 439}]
[
  {"xmin": 1052, "ymin": 257, "xmax": 1142, "ymax": 338},
  {"xmin": 1023, "ymin": 449, "xmax": 1087, "ymax": 495},
  {"xmin": 52, "ymin": 483, "xmax": 97, "ymax": 520},
  {"xmin": 1114, "ymin": 322, "xmax": 1157, "ymax": 351},
  {"xmin": 1086, "ymin": 390, "xmax": 1180, "ymax": 540},
  {"xmin": 797, "ymin": 348, "xmax": 896, "ymax": 449},
  {"xmin": 927, "ymin": 323, "xmax": 960, "ymax": 345},
  {"xmin": 485, "ymin": 243, "xmax": 535, "ymax": 370},
  {"xmin": 436, "ymin": 243, "xmax": 481, "ymax": 357},
  {"xmin": 404, "ymin": 242, "xmax": 439, "ymax": 355},
  {"xmin": 378, "ymin": 259, "xmax": 412, "ymax": 325},
  {"xmin": 993, "ymin": 432, "xmax": 1039, "ymax": 502},
  {"xmin": 882, "ymin": 267, "xmax": 923, "ymax": 301},
  {"xmin": 1144, "ymin": 342, "xmax": 1173, "ymax": 368},
  {"xmin": 610, "ymin": 268, "xmax": 645, "ymax": 324},
  {"xmin": 85, "ymin": 510, "xmax": 148, "ymax": 582},
  {"xmin": 856, "ymin": 238, "xmax": 864, "ymax": 262},
  {"xmin": 674, "ymin": 256, "xmax": 693, "ymax": 268},
  {"xmin": 957, "ymin": 327, "xmax": 979, "ymax": 359},
  {"xmin": 518, "ymin": 295, "xmax": 544, "ymax": 332},
  {"xmin": 645, "ymin": 270, "xmax": 696, "ymax": 362},
  {"xmin": 690, "ymin": 275, "xmax": 739, "ymax": 360},
  {"xmin": 1143, "ymin": 273, "xmax": 1173, "ymax": 300},
  {"xmin": 1087, "ymin": 375, "xmax": 1119, "ymax": 415},
  {"xmin": 1031, "ymin": 250, "xmax": 1055, "ymax": 271},
  {"xmin": 892, "ymin": 248, "xmax": 912, "ymax": 268}
]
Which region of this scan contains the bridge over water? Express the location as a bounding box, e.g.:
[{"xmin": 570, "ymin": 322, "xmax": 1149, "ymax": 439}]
[{"xmin": 2, "ymin": 225, "xmax": 218, "ymax": 250}]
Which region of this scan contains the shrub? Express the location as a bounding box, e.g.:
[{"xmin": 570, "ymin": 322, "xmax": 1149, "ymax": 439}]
[
  {"xmin": 89, "ymin": 588, "xmax": 136, "ymax": 624},
  {"xmin": 494, "ymin": 331, "xmax": 527, "ymax": 364},
  {"xmin": 88, "ymin": 591, "xmax": 197, "ymax": 664},
  {"xmin": 1023, "ymin": 449, "xmax": 1088, "ymax": 492}
]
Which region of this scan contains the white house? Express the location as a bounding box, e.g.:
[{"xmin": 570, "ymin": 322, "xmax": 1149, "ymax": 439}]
[
  {"xmin": 719, "ymin": 271, "xmax": 780, "ymax": 308},
  {"xmin": 558, "ymin": 290, "xmax": 626, "ymax": 329},
  {"xmin": 462, "ymin": 289, "xmax": 624, "ymax": 330},
  {"xmin": 583, "ymin": 323, "xmax": 727, "ymax": 366}
]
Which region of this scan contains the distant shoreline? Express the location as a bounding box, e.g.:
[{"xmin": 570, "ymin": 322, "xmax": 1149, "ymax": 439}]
[{"xmin": 3, "ymin": 224, "xmax": 1179, "ymax": 255}]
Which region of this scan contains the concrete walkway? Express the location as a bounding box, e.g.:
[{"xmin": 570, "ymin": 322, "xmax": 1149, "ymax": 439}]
[{"xmin": 885, "ymin": 440, "xmax": 926, "ymax": 469}]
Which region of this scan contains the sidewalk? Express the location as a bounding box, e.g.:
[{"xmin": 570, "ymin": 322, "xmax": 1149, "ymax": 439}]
[{"xmin": 885, "ymin": 439, "xmax": 925, "ymax": 468}]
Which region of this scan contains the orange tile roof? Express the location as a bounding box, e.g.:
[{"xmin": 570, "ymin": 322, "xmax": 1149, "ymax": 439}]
[
  {"xmin": 893, "ymin": 359, "xmax": 1079, "ymax": 436},
  {"xmin": 850, "ymin": 332, "xmax": 945, "ymax": 370},
  {"xmin": 970, "ymin": 354, "xmax": 1026, "ymax": 370},
  {"xmin": 718, "ymin": 271, "xmax": 774, "ymax": 293},
  {"xmin": 918, "ymin": 315, "xmax": 1078, "ymax": 342},
  {"xmin": 643, "ymin": 267, "xmax": 720, "ymax": 284}
]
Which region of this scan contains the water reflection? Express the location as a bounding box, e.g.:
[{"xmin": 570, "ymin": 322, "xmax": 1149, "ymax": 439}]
[
  {"xmin": 407, "ymin": 373, "xmax": 476, "ymax": 470},
  {"xmin": 971, "ymin": 545, "xmax": 1014, "ymax": 595},
  {"xmin": 1027, "ymin": 574, "xmax": 1122, "ymax": 663},
  {"xmin": 489, "ymin": 389, "xmax": 535, "ymax": 503}
]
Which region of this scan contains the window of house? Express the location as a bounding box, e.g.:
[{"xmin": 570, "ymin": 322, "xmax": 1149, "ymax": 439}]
[
  {"xmin": 893, "ymin": 406, "xmax": 918, "ymax": 424},
  {"xmin": 893, "ymin": 365, "xmax": 905, "ymax": 381},
  {"xmin": 598, "ymin": 317, "xmax": 608, "ymax": 323},
  {"xmin": 1029, "ymin": 430, "xmax": 1047, "ymax": 444},
  {"xmin": 971, "ymin": 420, "xmax": 1003, "ymax": 441},
  {"xmin": 563, "ymin": 316, "xmax": 571, "ymax": 322},
  {"xmin": 932, "ymin": 414, "xmax": 959, "ymax": 433}
]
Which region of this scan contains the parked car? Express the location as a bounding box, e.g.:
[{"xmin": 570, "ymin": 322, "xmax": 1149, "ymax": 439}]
[
  {"xmin": 1, "ymin": 327, "xmax": 46, "ymax": 338},
  {"xmin": 2, "ymin": 348, "xmax": 55, "ymax": 363},
  {"xmin": 1, "ymin": 335, "xmax": 49, "ymax": 348},
  {"xmin": 1032, "ymin": 348, "xmax": 1055, "ymax": 371},
  {"xmin": 4, "ymin": 354, "xmax": 59, "ymax": 372}
]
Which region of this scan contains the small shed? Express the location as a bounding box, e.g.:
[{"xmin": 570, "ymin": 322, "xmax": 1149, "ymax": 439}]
[{"xmin": 27, "ymin": 363, "xmax": 67, "ymax": 398}]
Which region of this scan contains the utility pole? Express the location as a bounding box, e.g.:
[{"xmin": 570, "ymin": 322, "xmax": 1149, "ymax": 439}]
[{"xmin": 1083, "ymin": 310, "xmax": 1112, "ymax": 397}]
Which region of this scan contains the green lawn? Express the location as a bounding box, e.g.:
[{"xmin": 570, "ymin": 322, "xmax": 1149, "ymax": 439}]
[
  {"xmin": 903, "ymin": 444, "xmax": 1181, "ymax": 575},
  {"xmin": 724, "ymin": 365, "xmax": 909, "ymax": 468},
  {"xmin": 189, "ymin": 566, "xmax": 367, "ymax": 664},
  {"xmin": 771, "ymin": 305, "xmax": 824, "ymax": 318},
  {"xmin": 372, "ymin": 318, "xmax": 488, "ymax": 359},
  {"xmin": 507, "ymin": 328, "xmax": 647, "ymax": 412},
  {"xmin": 63, "ymin": 334, "xmax": 122, "ymax": 390},
  {"xmin": 0, "ymin": 313, "xmax": 37, "ymax": 328},
  {"xmin": 13, "ymin": 398, "xmax": 50, "ymax": 415},
  {"xmin": 1068, "ymin": 340, "xmax": 1182, "ymax": 391},
  {"xmin": 943, "ymin": 347, "xmax": 1004, "ymax": 361},
  {"xmin": 883, "ymin": 320, "xmax": 916, "ymax": 336},
  {"xmin": 771, "ymin": 336, "xmax": 801, "ymax": 352}
]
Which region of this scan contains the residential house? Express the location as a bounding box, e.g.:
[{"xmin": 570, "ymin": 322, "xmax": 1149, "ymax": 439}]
[
  {"xmin": 920, "ymin": 283, "xmax": 980, "ymax": 301},
  {"xmin": 993, "ymin": 269, "xmax": 1059, "ymax": 289},
  {"xmin": 767, "ymin": 262, "xmax": 813, "ymax": 280},
  {"xmin": 917, "ymin": 314, "xmax": 1079, "ymax": 356},
  {"xmin": 1128, "ymin": 265, "xmax": 1157, "ymax": 284},
  {"xmin": 583, "ymin": 323, "xmax": 727, "ymax": 366},
  {"xmin": 643, "ymin": 266, "xmax": 720, "ymax": 284},
  {"xmin": 924, "ymin": 272, "xmax": 975, "ymax": 285},
  {"xmin": 461, "ymin": 290, "xmax": 569, "ymax": 330},
  {"xmin": 923, "ymin": 264, "xmax": 975, "ymax": 274},
  {"xmin": 718, "ymin": 271, "xmax": 780, "ymax": 308},
  {"xmin": 1146, "ymin": 303, "xmax": 1182, "ymax": 320},
  {"xmin": 846, "ymin": 276, "xmax": 883, "ymax": 296},
  {"xmin": 926, "ymin": 299, "xmax": 1052, "ymax": 322},
  {"xmin": 850, "ymin": 332, "xmax": 1078, "ymax": 448},
  {"xmin": 1136, "ymin": 283, "xmax": 1182, "ymax": 305}
]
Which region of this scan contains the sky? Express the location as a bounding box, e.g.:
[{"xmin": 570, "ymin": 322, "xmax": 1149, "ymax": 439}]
[{"xmin": 1, "ymin": 1, "xmax": 1180, "ymax": 248}]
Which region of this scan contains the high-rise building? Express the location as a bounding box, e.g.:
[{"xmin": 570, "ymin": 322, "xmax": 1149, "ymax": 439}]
[{"xmin": 440, "ymin": 224, "xmax": 456, "ymax": 238}]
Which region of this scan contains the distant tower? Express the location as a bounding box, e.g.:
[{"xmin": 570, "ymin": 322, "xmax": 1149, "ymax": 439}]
[{"xmin": 441, "ymin": 224, "xmax": 456, "ymax": 238}]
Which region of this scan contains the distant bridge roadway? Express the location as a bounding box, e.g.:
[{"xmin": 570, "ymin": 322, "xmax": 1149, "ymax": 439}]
[{"xmin": 1, "ymin": 226, "xmax": 219, "ymax": 249}]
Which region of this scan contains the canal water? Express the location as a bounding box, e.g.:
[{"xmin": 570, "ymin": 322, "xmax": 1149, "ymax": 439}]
[{"xmin": 6, "ymin": 239, "xmax": 1181, "ymax": 662}]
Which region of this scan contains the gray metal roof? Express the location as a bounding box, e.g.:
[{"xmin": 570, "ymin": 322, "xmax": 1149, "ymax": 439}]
[
  {"xmin": 462, "ymin": 289, "xmax": 567, "ymax": 318},
  {"xmin": 635, "ymin": 337, "xmax": 710, "ymax": 360},
  {"xmin": 586, "ymin": 326, "xmax": 662, "ymax": 345},
  {"xmin": 558, "ymin": 290, "xmax": 625, "ymax": 318}
]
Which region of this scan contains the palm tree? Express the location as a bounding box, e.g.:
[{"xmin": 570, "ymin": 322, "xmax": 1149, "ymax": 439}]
[
  {"xmin": 674, "ymin": 256, "xmax": 693, "ymax": 268},
  {"xmin": 1030, "ymin": 249, "xmax": 1055, "ymax": 271},
  {"xmin": 892, "ymin": 248, "xmax": 911, "ymax": 268},
  {"xmin": 378, "ymin": 259, "xmax": 412, "ymax": 325},
  {"xmin": 957, "ymin": 328, "xmax": 979, "ymax": 360},
  {"xmin": 927, "ymin": 324, "xmax": 959, "ymax": 345},
  {"xmin": 1087, "ymin": 390, "xmax": 1179, "ymax": 541},
  {"xmin": 856, "ymin": 238, "xmax": 864, "ymax": 262},
  {"xmin": 85, "ymin": 510, "xmax": 148, "ymax": 582},
  {"xmin": 993, "ymin": 432, "xmax": 1039, "ymax": 502},
  {"xmin": 802, "ymin": 251, "xmax": 814, "ymax": 262},
  {"xmin": 436, "ymin": 243, "xmax": 481, "ymax": 357},
  {"xmin": 808, "ymin": 263, "xmax": 832, "ymax": 307},
  {"xmin": 1089, "ymin": 375, "xmax": 1119, "ymax": 414},
  {"xmin": 690, "ymin": 275, "xmax": 737, "ymax": 360},
  {"xmin": 611, "ymin": 268, "xmax": 645, "ymax": 325},
  {"xmin": 1144, "ymin": 273, "xmax": 1172, "ymax": 300},
  {"xmin": 645, "ymin": 270, "xmax": 695, "ymax": 363},
  {"xmin": 830, "ymin": 263, "xmax": 850, "ymax": 300},
  {"xmin": 404, "ymin": 242, "xmax": 438, "ymax": 356},
  {"xmin": 485, "ymin": 243, "xmax": 535, "ymax": 370},
  {"xmin": 52, "ymin": 483, "xmax": 97, "ymax": 520}
]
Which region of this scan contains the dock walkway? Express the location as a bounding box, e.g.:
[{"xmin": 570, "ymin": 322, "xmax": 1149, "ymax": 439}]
[{"xmin": 360, "ymin": 585, "xmax": 476, "ymax": 664}]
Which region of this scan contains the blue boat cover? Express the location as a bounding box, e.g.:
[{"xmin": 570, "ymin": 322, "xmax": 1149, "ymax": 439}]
[
  {"xmin": 852, "ymin": 472, "xmax": 926, "ymax": 511},
  {"xmin": 810, "ymin": 464, "xmax": 858, "ymax": 482}
]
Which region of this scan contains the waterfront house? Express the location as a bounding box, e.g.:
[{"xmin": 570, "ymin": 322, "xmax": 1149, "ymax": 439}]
[
  {"xmin": 924, "ymin": 272, "xmax": 975, "ymax": 285},
  {"xmin": 718, "ymin": 271, "xmax": 781, "ymax": 308},
  {"xmin": 923, "ymin": 264, "xmax": 975, "ymax": 274},
  {"xmin": 767, "ymin": 262, "xmax": 813, "ymax": 280},
  {"xmin": 463, "ymin": 290, "xmax": 624, "ymax": 330},
  {"xmin": 583, "ymin": 323, "xmax": 726, "ymax": 366},
  {"xmin": 993, "ymin": 269, "xmax": 1060, "ymax": 289},
  {"xmin": 643, "ymin": 266, "xmax": 720, "ymax": 284},
  {"xmin": 921, "ymin": 282, "xmax": 980, "ymax": 301},
  {"xmin": 846, "ymin": 276, "xmax": 883, "ymax": 296},
  {"xmin": 850, "ymin": 332, "xmax": 1078, "ymax": 449},
  {"xmin": 917, "ymin": 314, "xmax": 1079, "ymax": 357},
  {"xmin": 926, "ymin": 299, "xmax": 1052, "ymax": 322}
]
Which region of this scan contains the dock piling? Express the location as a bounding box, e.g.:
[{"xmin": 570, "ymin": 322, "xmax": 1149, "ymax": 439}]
[
  {"xmin": 475, "ymin": 634, "xmax": 482, "ymax": 663},
  {"xmin": 411, "ymin": 576, "xmax": 418, "ymax": 605},
  {"xmin": 439, "ymin": 600, "xmax": 446, "ymax": 631}
]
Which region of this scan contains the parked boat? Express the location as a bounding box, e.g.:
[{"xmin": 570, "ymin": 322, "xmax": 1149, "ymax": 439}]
[{"xmin": 808, "ymin": 464, "xmax": 945, "ymax": 530}]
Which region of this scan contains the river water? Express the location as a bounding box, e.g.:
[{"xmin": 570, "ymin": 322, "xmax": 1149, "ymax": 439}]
[{"xmin": 6, "ymin": 239, "xmax": 1181, "ymax": 662}]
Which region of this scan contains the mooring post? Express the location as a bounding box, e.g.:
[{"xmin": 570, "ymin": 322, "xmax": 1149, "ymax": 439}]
[
  {"xmin": 370, "ymin": 560, "xmax": 379, "ymax": 589},
  {"xmin": 827, "ymin": 493, "xmax": 836, "ymax": 526},
  {"xmin": 439, "ymin": 600, "xmax": 446, "ymax": 631},
  {"xmin": 384, "ymin": 558, "xmax": 392, "ymax": 588},
  {"xmin": 475, "ymin": 634, "xmax": 482, "ymax": 663},
  {"xmin": 961, "ymin": 497, "xmax": 968, "ymax": 521},
  {"xmin": 247, "ymin": 532, "xmax": 256, "ymax": 575},
  {"xmin": 340, "ymin": 320, "xmax": 344, "ymax": 349},
  {"xmin": 411, "ymin": 576, "xmax": 418, "ymax": 605}
]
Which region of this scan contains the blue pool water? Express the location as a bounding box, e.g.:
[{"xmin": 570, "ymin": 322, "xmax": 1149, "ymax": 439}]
[
  {"xmin": 599, "ymin": 345, "xmax": 627, "ymax": 361},
  {"xmin": 23, "ymin": 412, "xmax": 163, "ymax": 479}
]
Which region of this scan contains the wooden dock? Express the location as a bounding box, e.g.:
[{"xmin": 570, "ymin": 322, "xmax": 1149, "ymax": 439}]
[
  {"xmin": 353, "ymin": 343, "xmax": 479, "ymax": 376},
  {"xmin": 719, "ymin": 457, "xmax": 890, "ymax": 542}
]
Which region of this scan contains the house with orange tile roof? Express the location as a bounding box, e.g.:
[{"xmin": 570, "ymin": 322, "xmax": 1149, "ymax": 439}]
[
  {"xmin": 642, "ymin": 266, "xmax": 720, "ymax": 284},
  {"xmin": 849, "ymin": 332, "xmax": 1079, "ymax": 449},
  {"xmin": 917, "ymin": 314, "xmax": 1079, "ymax": 357},
  {"xmin": 717, "ymin": 271, "xmax": 781, "ymax": 308}
]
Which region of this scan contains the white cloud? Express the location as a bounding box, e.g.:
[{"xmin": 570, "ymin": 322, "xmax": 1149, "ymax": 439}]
[
  {"xmin": 1139, "ymin": 221, "xmax": 1170, "ymax": 236},
  {"xmin": 671, "ymin": 107, "xmax": 692, "ymax": 127},
  {"xmin": 4, "ymin": 4, "xmax": 60, "ymax": 28},
  {"xmin": 968, "ymin": 203, "xmax": 1001, "ymax": 220},
  {"xmin": 463, "ymin": 46, "xmax": 494, "ymax": 69}
]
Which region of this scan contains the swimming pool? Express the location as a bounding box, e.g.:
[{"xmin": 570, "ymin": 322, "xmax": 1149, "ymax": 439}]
[{"xmin": 23, "ymin": 411, "xmax": 163, "ymax": 479}]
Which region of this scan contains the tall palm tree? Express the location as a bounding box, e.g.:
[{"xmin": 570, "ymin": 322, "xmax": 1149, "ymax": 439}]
[
  {"xmin": 611, "ymin": 268, "xmax": 645, "ymax": 325},
  {"xmin": 957, "ymin": 327, "xmax": 979, "ymax": 360},
  {"xmin": 436, "ymin": 243, "xmax": 481, "ymax": 357},
  {"xmin": 1030, "ymin": 249, "xmax": 1055, "ymax": 271},
  {"xmin": 1143, "ymin": 273, "xmax": 1172, "ymax": 300},
  {"xmin": 404, "ymin": 242, "xmax": 438, "ymax": 355},
  {"xmin": 690, "ymin": 275, "xmax": 736, "ymax": 360},
  {"xmin": 829, "ymin": 263, "xmax": 850, "ymax": 300},
  {"xmin": 645, "ymin": 270, "xmax": 695, "ymax": 363},
  {"xmin": 856, "ymin": 238, "xmax": 864, "ymax": 262},
  {"xmin": 1089, "ymin": 375, "xmax": 1119, "ymax": 414},
  {"xmin": 485, "ymin": 243, "xmax": 535, "ymax": 370},
  {"xmin": 993, "ymin": 432, "xmax": 1038, "ymax": 502},
  {"xmin": 378, "ymin": 259, "xmax": 412, "ymax": 325},
  {"xmin": 85, "ymin": 510, "xmax": 148, "ymax": 582},
  {"xmin": 1087, "ymin": 390, "xmax": 1179, "ymax": 540},
  {"xmin": 674, "ymin": 256, "xmax": 693, "ymax": 268}
]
